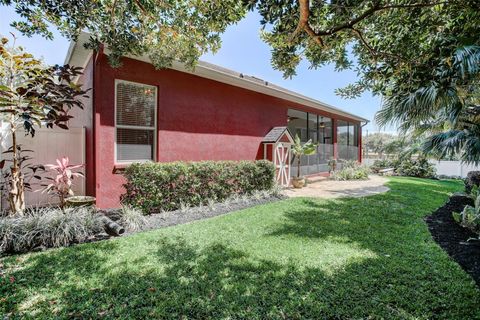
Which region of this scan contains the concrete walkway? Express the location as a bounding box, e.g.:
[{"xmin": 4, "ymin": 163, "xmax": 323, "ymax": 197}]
[{"xmin": 283, "ymin": 175, "xmax": 389, "ymax": 199}]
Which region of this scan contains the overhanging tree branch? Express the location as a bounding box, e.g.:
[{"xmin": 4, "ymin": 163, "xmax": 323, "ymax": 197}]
[{"xmin": 291, "ymin": 0, "xmax": 449, "ymax": 46}]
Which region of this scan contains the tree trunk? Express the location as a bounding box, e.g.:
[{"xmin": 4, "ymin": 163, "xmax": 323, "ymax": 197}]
[
  {"xmin": 8, "ymin": 127, "xmax": 25, "ymax": 215},
  {"xmin": 297, "ymin": 155, "xmax": 301, "ymax": 178}
]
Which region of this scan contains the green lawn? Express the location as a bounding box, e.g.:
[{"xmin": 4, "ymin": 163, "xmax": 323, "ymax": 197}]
[{"xmin": 1, "ymin": 177, "xmax": 480, "ymax": 319}]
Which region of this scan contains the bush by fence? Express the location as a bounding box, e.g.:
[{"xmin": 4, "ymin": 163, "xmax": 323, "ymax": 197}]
[
  {"xmin": 396, "ymin": 158, "xmax": 436, "ymax": 178},
  {"xmin": 369, "ymin": 158, "xmax": 436, "ymax": 179},
  {"xmin": 121, "ymin": 160, "xmax": 276, "ymax": 213}
]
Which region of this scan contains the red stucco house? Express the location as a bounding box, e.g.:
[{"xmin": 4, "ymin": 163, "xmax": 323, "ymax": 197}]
[{"xmin": 66, "ymin": 33, "xmax": 368, "ymax": 209}]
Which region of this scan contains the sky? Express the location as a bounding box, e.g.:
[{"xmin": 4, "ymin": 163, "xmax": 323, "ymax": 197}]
[{"xmin": 0, "ymin": 6, "xmax": 389, "ymax": 134}]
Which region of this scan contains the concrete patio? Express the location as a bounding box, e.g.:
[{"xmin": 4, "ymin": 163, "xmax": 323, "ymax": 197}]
[{"xmin": 283, "ymin": 175, "xmax": 389, "ymax": 198}]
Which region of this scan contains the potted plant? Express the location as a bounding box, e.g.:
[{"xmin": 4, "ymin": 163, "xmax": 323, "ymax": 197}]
[{"xmin": 291, "ymin": 134, "xmax": 317, "ymax": 188}]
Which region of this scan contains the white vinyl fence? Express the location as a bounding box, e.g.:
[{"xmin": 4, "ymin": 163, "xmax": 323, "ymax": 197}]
[
  {"xmin": 363, "ymin": 158, "xmax": 480, "ymax": 178},
  {"xmin": 428, "ymin": 160, "xmax": 480, "ymax": 178},
  {"xmin": 0, "ymin": 127, "xmax": 86, "ymax": 209}
]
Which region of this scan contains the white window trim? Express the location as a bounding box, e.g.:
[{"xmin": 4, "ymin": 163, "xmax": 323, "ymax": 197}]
[{"xmin": 114, "ymin": 79, "xmax": 158, "ymax": 164}]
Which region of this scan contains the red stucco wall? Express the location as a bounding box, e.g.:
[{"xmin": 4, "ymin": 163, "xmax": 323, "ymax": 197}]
[{"xmin": 92, "ymin": 54, "xmax": 361, "ymax": 208}]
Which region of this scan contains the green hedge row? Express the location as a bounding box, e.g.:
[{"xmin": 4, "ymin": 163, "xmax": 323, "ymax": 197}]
[
  {"xmin": 121, "ymin": 160, "xmax": 275, "ymax": 213},
  {"xmin": 371, "ymin": 158, "xmax": 436, "ymax": 178}
]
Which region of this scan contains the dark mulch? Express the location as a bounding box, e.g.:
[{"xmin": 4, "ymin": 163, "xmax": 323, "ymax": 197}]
[{"xmin": 425, "ymin": 195, "xmax": 480, "ymax": 286}]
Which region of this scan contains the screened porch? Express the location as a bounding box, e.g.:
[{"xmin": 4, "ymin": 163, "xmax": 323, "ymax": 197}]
[{"xmin": 287, "ymin": 109, "xmax": 360, "ymax": 177}]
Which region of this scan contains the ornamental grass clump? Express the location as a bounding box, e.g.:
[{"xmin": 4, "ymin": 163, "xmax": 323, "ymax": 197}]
[
  {"xmin": 0, "ymin": 206, "xmax": 103, "ymax": 254},
  {"xmin": 118, "ymin": 205, "xmax": 147, "ymax": 232}
]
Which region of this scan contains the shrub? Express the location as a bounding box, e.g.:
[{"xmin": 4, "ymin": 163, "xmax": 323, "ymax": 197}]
[
  {"xmin": 0, "ymin": 207, "xmax": 103, "ymax": 254},
  {"xmin": 332, "ymin": 162, "xmax": 370, "ymax": 181},
  {"xmin": 122, "ymin": 160, "xmax": 275, "ymax": 213},
  {"xmin": 453, "ymin": 188, "xmax": 480, "ymax": 237},
  {"xmin": 396, "ymin": 158, "xmax": 436, "ymax": 178},
  {"xmin": 370, "ymin": 159, "xmax": 397, "ymax": 173},
  {"xmin": 465, "ymin": 171, "xmax": 480, "ymax": 194},
  {"xmin": 340, "ymin": 160, "xmax": 360, "ymax": 169}
]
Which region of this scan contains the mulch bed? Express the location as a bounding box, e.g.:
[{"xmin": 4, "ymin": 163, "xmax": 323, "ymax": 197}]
[
  {"xmin": 138, "ymin": 195, "xmax": 285, "ymax": 233},
  {"xmin": 103, "ymin": 194, "xmax": 286, "ymax": 235},
  {"xmin": 425, "ymin": 195, "xmax": 480, "ymax": 286}
]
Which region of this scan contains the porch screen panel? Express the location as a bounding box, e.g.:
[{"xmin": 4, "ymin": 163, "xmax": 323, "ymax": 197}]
[
  {"xmin": 348, "ymin": 123, "xmax": 359, "ymax": 161},
  {"xmin": 287, "ymin": 109, "xmax": 308, "ymax": 142},
  {"xmin": 337, "ymin": 120, "xmax": 349, "ymax": 160},
  {"xmin": 304, "ymin": 113, "xmax": 319, "ymax": 175},
  {"xmin": 337, "ymin": 121, "xmax": 359, "ymax": 161},
  {"xmin": 317, "ymin": 117, "xmax": 333, "ymax": 172},
  {"xmin": 288, "ymin": 109, "xmax": 333, "ymax": 175},
  {"xmin": 288, "ymin": 109, "xmax": 308, "ymax": 176},
  {"xmin": 116, "ymin": 81, "xmax": 157, "ymax": 162}
]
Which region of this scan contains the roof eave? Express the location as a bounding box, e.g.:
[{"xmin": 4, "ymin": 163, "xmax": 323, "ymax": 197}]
[{"xmin": 65, "ymin": 34, "xmax": 368, "ymax": 122}]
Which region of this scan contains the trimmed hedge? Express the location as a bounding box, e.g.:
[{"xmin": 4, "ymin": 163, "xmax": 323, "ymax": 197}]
[{"xmin": 121, "ymin": 160, "xmax": 275, "ymax": 213}]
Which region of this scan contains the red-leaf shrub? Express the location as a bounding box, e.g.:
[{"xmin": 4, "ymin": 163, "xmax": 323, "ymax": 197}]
[{"xmin": 121, "ymin": 160, "xmax": 275, "ymax": 214}]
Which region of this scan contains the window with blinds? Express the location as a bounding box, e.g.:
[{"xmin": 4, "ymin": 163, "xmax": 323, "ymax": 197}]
[{"xmin": 115, "ymin": 80, "xmax": 157, "ymax": 162}]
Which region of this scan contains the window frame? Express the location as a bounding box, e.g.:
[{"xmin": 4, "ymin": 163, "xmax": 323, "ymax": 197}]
[{"xmin": 114, "ymin": 79, "xmax": 158, "ymax": 164}]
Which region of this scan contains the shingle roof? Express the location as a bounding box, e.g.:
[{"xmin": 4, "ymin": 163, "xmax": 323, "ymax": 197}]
[{"xmin": 262, "ymin": 127, "xmax": 292, "ymax": 143}]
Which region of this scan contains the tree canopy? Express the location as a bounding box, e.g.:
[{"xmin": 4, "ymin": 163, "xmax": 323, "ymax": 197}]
[
  {"xmin": 251, "ymin": 0, "xmax": 480, "ymax": 97},
  {"xmin": 3, "ymin": 1, "xmax": 479, "ymax": 91},
  {"xmin": 3, "ymin": 0, "xmax": 480, "ymax": 161},
  {"xmin": 377, "ymin": 46, "xmax": 480, "ymax": 163},
  {"xmin": 1, "ymin": 0, "xmax": 247, "ymax": 68}
]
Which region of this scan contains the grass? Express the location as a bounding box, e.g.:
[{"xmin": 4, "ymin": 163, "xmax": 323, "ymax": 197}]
[{"xmin": 1, "ymin": 177, "xmax": 480, "ymax": 319}]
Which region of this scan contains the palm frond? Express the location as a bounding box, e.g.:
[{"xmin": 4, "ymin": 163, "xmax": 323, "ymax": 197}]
[
  {"xmin": 377, "ymin": 45, "xmax": 480, "ymax": 163},
  {"xmin": 453, "ymin": 46, "xmax": 480, "ymax": 78}
]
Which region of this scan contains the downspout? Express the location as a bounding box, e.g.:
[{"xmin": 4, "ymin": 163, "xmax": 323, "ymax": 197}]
[{"xmin": 90, "ymin": 47, "xmax": 102, "ymax": 198}]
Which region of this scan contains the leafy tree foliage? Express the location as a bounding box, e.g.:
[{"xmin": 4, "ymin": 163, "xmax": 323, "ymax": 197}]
[
  {"xmin": 0, "ymin": 36, "xmax": 87, "ymax": 214},
  {"xmin": 377, "ymin": 46, "xmax": 480, "ymax": 164},
  {"xmin": 4, "ymin": 0, "xmax": 480, "ymax": 162},
  {"xmin": 4, "ymin": 1, "xmax": 479, "ymax": 94},
  {"xmin": 247, "ymin": 0, "xmax": 480, "ymax": 96},
  {"xmin": 363, "ymin": 132, "xmax": 407, "ymax": 158},
  {"xmin": 1, "ymin": 0, "xmax": 247, "ymax": 68}
]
